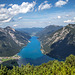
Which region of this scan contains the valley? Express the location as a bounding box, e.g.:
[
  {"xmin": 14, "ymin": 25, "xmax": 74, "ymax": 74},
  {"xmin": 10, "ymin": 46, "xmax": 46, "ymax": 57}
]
[
  {"xmin": 0, "ymin": 24, "xmax": 75, "ymax": 66},
  {"xmin": 0, "ymin": 0, "xmax": 75, "ymax": 74},
  {"xmin": 0, "ymin": 24, "xmax": 75, "ymax": 75}
]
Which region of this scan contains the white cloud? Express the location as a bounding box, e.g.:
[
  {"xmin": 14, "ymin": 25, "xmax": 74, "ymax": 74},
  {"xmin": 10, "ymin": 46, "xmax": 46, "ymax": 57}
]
[
  {"xmin": 57, "ymin": 16, "xmax": 61, "ymax": 19},
  {"xmin": 38, "ymin": 1, "xmax": 52, "ymax": 10},
  {"xmin": 74, "ymin": 17, "xmax": 75, "ymax": 19},
  {"xmin": 0, "ymin": 8, "xmax": 13, "ymax": 22},
  {"xmin": 64, "ymin": 19, "xmax": 75, "ymax": 23},
  {"xmin": 13, "ymin": 24, "xmax": 18, "ymax": 27},
  {"xmin": 8, "ymin": 4, "xmax": 13, "ymax": 6},
  {"xmin": 55, "ymin": 0, "xmax": 68, "ymax": 7},
  {"xmin": 18, "ymin": 17, "xmax": 22, "ymax": 20},
  {"xmin": 2, "ymin": 18, "xmax": 12, "ymax": 23},
  {"xmin": 65, "ymin": 14, "xmax": 70, "ymax": 17},
  {"xmin": 0, "ymin": 4, "xmax": 5, "ymax": 8},
  {"xmin": 44, "ymin": 1, "xmax": 48, "ymax": 3},
  {"xmin": 0, "ymin": 1, "xmax": 36, "ymax": 23},
  {"xmin": 8, "ymin": 1, "xmax": 36, "ymax": 15}
]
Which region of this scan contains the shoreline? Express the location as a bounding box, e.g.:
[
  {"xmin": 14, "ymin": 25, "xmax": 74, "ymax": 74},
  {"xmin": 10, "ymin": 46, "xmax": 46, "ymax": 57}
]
[
  {"xmin": 0, "ymin": 54, "xmax": 21, "ymax": 64},
  {"xmin": 0, "ymin": 38, "xmax": 31, "ymax": 65}
]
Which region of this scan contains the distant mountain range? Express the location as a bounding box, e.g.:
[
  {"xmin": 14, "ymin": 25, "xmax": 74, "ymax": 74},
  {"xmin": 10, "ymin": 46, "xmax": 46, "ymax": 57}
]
[
  {"xmin": 16, "ymin": 27, "xmax": 43, "ymax": 36},
  {"xmin": 36, "ymin": 25, "xmax": 63, "ymax": 40},
  {"xmin": 0, "ymin": 26, "xmax": 31, "ymax": 57},
  {"xmin": 39, "ymin": 24, "xmax": 75, "ymax": 60}
]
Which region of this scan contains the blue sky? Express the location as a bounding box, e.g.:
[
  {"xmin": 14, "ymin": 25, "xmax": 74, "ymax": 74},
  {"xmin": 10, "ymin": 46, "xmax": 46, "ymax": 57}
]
[{"xmin": 0, "ymin": 0, "xmax": 75, "ymax": 28}]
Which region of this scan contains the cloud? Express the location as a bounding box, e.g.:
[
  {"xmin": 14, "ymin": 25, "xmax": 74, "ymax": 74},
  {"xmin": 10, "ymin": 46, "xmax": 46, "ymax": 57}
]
[
  {"xmin": 64, "ymin": 19, "xmax": 75, "ymax": 23},
  {"xmin": 8, "ymin": 4, "xmax": 13, "ymax": 6},
  {"xmin": 57, "ymin": 16, "xmax": 61, "ymax": 19},
  {"xmin": 0, "ymin": 8, "xmax": 13, "ymax": 22},
  {"xmin": 55, "ymin": 0, "xmax": 68, "ymax": 7},
  {"xmin": 0, "ymin": 1, "xmax": 36, "ymax": 23},
  {"xmin": 0, "ymin": 4, "xmax": 5, "ymax": 8},
  {"xmin": 38, "ymin": 1, "xmax": 52, "ymax": 10},
  {"xmin": 8, "ymin": 1, "xmax": 36, "ymax": 15},
  {"xmin": 64, "ymin": 16, "xmax": 75, "ymax": 23},
  {"xmin": 13, "ymin": 24, "xmax": 18, "ymax": 27},
  {"xmin": 65, "ymin": 14, "xmax": 70, "ymax": 17},
  {"xmin": 2, "ymin": 18, "xmax": 12, "ymax": 23},
  {"xmin": 18, "ymin": 17, "xmax": 22, "ymax": 20}
]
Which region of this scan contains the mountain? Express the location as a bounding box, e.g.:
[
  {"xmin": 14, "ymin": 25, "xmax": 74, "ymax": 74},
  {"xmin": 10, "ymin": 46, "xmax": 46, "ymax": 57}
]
[
  {"xmin": 0, "ymin": 26, "xmax": 31, "ymax": 57},
  {"xmin": 40, "ymin": 24, "xmax": 75, "ymax": 60},
  {"xmin": 16, "ymin": 27, "xmax": 43, "ymax": 36},
  {"xmin": 36, "ymin": 25, "xmax": 62, "ymax": 40}
]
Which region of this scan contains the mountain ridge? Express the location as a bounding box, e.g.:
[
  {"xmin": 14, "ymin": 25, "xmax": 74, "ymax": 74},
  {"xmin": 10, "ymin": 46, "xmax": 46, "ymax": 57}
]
[
  {"xmin": 36, "ymin": 25, "xmax": 63, "ymax": 40},
  {"xmin": 0, "ymin": 26, "xmax": 31, "ymax": 57},
  {"xmin": 16, "ymin": 27, "xmax": 43, "ymax": 36},
  {"xmin": 40, "ymin": 24, "xmax": 75, "ymax": 60}
]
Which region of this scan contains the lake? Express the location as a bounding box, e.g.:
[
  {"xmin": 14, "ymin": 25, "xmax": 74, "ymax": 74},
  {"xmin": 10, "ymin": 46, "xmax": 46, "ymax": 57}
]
[{"xmin": 18, "ymin": 36, "xmax": 54, "ymax": 66}]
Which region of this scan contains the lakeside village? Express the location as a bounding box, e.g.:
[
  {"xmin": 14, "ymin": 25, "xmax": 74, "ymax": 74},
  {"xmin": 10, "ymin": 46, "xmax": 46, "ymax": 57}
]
[{"xmin": 0, "ymin": 54, "xmax": 20, "ymax": 64}]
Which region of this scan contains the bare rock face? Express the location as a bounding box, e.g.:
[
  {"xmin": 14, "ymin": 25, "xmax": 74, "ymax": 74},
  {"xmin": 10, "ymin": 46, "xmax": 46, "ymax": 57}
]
[
  {"xmin": 40, "ymin": 24, "xmax": 75, "ymax": 60},
  {"xmin": 0, "ymin": 26, "xmax": 31, "ymax": 57}
]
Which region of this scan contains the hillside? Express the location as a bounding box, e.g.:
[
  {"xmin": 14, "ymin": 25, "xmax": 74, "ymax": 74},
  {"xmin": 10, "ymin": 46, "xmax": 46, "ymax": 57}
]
[
  {"xmin": 0, "ymin": 26, "xmax": 31, "ymax": 57},
  {"xmin": 36, "ymin": 25, "xmax": 62, "ymax": 40},
  {"xmin": 40, "ymin": 24, "xmax": 75, "ymax": 60}
]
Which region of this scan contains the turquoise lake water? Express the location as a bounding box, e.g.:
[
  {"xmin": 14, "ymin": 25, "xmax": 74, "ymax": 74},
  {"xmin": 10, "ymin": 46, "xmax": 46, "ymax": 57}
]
[
  {"xmin": 18, "ymin": 36, "xmax": 43, "ymax": 59},
  {"xmin": 18, "ymin": 36, "xmax": 54, "ymax": 66}
]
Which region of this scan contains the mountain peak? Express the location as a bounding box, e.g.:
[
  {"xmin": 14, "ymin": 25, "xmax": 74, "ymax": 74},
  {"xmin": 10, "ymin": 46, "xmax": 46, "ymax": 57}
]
[
  {"xmin": 5, "ymin": 26, "xmax": 12, "ymax": 29},
  {"xmin": 68, "ymin": 24, "xmax": 75, "ymax": 28},
  {"xmin": 4, "ymin": 26, "xmax": 15, "ymax": 32}
]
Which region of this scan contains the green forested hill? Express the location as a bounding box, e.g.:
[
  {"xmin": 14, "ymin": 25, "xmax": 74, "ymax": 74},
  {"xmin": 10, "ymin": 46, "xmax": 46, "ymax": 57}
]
[{"xmin": 0, "ymin": 54, "xmax": 75, "ymax": 75}]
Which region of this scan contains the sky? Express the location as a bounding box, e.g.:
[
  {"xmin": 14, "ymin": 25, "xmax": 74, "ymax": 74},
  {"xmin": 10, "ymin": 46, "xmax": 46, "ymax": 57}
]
[{"xmin": 0, "ymin": 0, "xmax": 75, "ymax": 28}]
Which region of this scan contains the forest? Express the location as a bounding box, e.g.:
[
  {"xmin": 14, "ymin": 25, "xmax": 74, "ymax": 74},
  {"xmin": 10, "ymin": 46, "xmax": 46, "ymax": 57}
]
[{"xmin": 0, "ymin": 54, "xmax": 75, "ymax": 75}]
